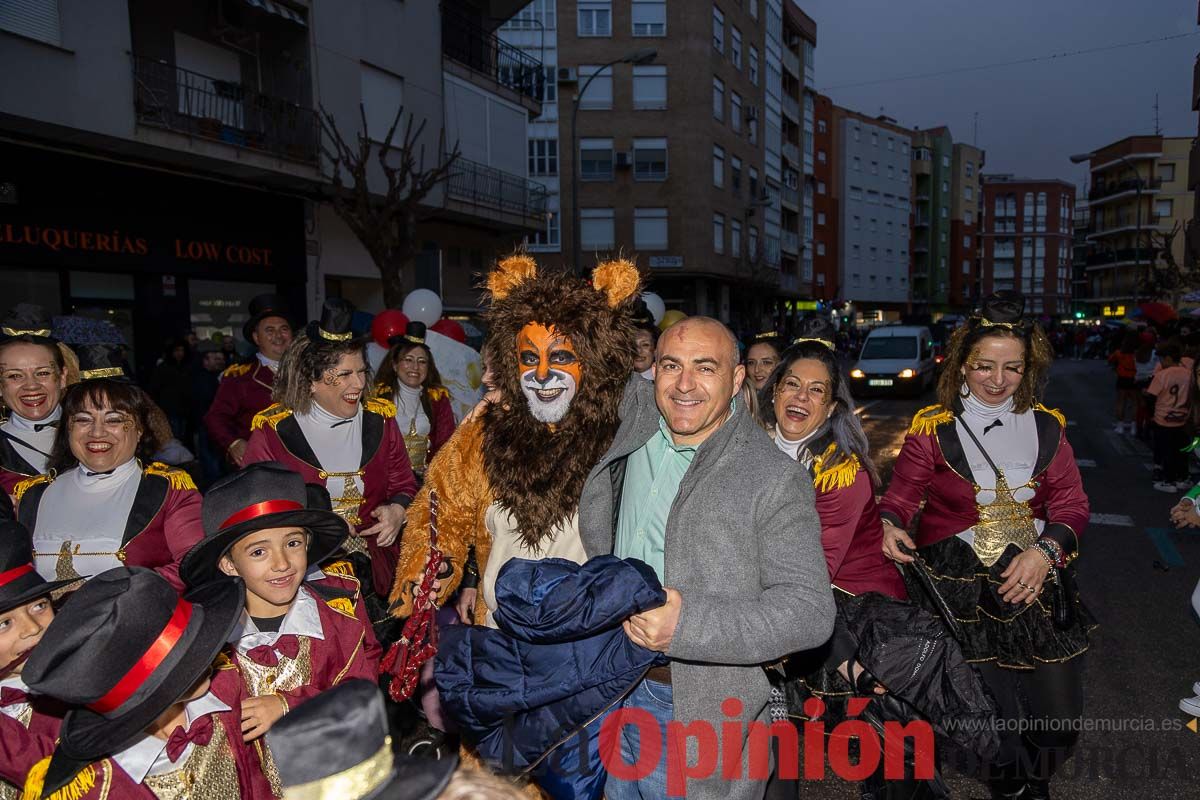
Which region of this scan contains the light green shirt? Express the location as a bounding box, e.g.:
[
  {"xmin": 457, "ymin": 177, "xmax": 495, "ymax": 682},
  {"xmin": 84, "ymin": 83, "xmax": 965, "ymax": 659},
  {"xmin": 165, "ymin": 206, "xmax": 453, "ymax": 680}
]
[{"xmin": 614, "ymin": 416, "xmax": 697, "ymax": 583}]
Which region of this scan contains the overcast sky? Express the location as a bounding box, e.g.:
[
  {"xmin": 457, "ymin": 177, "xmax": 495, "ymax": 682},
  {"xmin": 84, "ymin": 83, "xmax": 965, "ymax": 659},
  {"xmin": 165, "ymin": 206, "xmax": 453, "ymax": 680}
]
[{"xmin": 801, "ymin": 0, "xmax": 1199, "ymax": 188}]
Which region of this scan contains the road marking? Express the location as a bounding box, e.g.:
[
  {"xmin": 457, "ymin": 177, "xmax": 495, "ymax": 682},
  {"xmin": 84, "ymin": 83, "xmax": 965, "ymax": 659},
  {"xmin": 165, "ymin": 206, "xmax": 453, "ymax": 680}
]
[
  {"xmin": 1147, "ymin": 527, "xmax": 1186, "ymax": 567},
  {"xmin": 1076, "ymin": 458, "xmax": 1097, "ymax": 468},
  {"xmin": 1090, "ymin": 513, "xmax": 1134, "ymax": 527}
]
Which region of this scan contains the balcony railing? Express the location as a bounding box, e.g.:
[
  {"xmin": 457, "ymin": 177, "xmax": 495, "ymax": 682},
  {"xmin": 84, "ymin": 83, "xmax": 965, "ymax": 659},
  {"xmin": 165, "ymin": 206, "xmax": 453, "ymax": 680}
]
[
  {"xmin": 445, "ymin": 154, "xmax": 547, "ymax": 220},
  {"xmin": 781, "ymin": 185, "xmax": 800, "ymax": 208},
  {"xmin": 1086, "ymin": 248, "xmax": 1146, "ymax": 267},
  {"xmin": 132, "ymin": 54, "xmax": 318, "ymax": 162},
  {"xmin": 1087, "ymin": 176, "xmax": 1163, "ymax": 201},
  {"xmin": 782, "ymin": 48, "xmax": 801, "ymax": 77},
  {"xmin": 782, "ymin": 231, "xmax": 800, "ymax": 255},
  {"xmin": 442, "ymin": 7, "xmax": 543, "ymax": 103},
  {"xmin": 782, "ymin": 94, "xmax": 801, "ymax": 122},
  {"xmin": 782, "ymin": 142, "xmax": 801, "ymax": 166}
]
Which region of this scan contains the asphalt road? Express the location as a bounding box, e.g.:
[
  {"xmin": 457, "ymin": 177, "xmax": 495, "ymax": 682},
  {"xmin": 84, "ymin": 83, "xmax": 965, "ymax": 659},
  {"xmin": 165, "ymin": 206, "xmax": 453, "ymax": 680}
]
[{"xmin": 792, "ymin": 359, "xmax": 1200, "ymax": 798}]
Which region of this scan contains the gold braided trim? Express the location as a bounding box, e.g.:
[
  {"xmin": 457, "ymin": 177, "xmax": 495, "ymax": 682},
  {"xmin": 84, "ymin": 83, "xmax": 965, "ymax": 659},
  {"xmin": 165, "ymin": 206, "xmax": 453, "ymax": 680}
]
[
  {"xmin": 21, "ymin": 757, "xmax": 101, "ymax": 800},
  {"xmin": 222, "ymin": 362, "xmax": 253, "ymax": 378},
  {"xmin": 791, "ymin": 336, "xmax": 835, "ymax": 351},
  {"xmin": 976, "ymin": 318, "xmax": 1019, "ymax": 330},
  {"xmin": 908, "ymin": 404, "xmax": 953, "ymax": 436},
  {"xmin": 2, "ymin": 327, "xmax": 51, "ymax": 338},
  {"xmin": 332, "ymin": 633, "xmax": 365, "ymax": 686},
  {"xmin": 144, "ymin": 462, "xmax": 197, "ymax": 491},
  {"xmin": 13, "ymin": 472, "xmax": 52, "ymax": 502},
  {"xmin": 251, "ymin": 404, "xmax": 294, "ymax": 431},
  {"xmin": 284, "ymin": 738, "xmax": 393, "ymax": 800},
  {"xmin": 812, "ymin": 444, "xmax": 859, "ymax": 493},
  {"xmin": 317, "ymin": 328, "xmax": 353, "ymax": 342},
  {"xmin": 363, "ymin": 396, "xmax": 396, "ymax": 419},
  {"xmin": 80, "ymin": 367, "xmax": 123, "ymax": 380},
  {"xmin": 325, "ymin": 596, "xmax": 357, "ymax": 618},
  {"xmin": 1034, "ymin": 402, "xmax": 1066, "ymax": 428}
]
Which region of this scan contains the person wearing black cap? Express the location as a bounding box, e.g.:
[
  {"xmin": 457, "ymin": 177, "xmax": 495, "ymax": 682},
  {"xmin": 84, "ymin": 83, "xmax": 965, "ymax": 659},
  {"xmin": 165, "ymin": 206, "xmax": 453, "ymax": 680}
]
[
  {"xmin": 372, "ymin": 321, "xmax": 457, "ymax": 477},
  {"xmin": 18, "ymin": 566, "xmax": 273, "ymax": 800},
  {"xmin": 243, "ymin": 299, "xmax": 418, "ymax": 619},
  {"xmin": 879, "ymin": 292, "xmax": 1092, "ymax": 800},
  {"xmin": 14, "ymin": 348, "xmax": 204, "ymax": 591},
  {"xmin": 204, "ymin": 294, "xmax": 294, "ymax": 470},
  {"xmin": 179, "ymin": 461, "xmax": 380, "ymax": 749},
  {"xmin": 0, "ymin": 305, "xmax": 77, "ymax": 497},
  {"xmin": 268, "ymin": 679, "xmax": 457, "ymax": 800}
]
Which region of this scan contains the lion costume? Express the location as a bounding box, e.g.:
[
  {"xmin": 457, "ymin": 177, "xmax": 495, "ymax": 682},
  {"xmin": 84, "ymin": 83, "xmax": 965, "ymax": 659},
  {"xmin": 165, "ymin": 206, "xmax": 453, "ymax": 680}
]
[{"xmin": 388, "ymin": 254, "xmax": 640, "ymax": 624}]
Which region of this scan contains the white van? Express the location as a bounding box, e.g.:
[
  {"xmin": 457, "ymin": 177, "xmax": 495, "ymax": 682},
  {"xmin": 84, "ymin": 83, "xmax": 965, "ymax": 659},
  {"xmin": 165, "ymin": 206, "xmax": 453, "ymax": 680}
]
[{"xmin": 848, "ymin": 325, "xmax": 937, "ymax": 396}]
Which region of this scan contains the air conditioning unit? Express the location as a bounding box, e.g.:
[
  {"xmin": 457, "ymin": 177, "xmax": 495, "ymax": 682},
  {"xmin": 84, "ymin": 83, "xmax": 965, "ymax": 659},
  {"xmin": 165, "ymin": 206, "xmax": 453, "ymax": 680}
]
[
  {"xmin": 615, "ymin": 151, "xmax": 633, "ymax": 169},
  {"xmin": 744, "ymin": 105, "xmax": 759, "ymax": 122},
  {"xmin": 557, "ymin": 67, "xmax": 578, "ymax": 84}
]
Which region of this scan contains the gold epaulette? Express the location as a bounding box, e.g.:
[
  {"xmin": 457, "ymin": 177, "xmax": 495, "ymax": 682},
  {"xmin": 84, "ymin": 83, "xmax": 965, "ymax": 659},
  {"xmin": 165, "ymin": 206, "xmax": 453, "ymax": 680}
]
[
  {"xmin": 251, "ymin": 404, "xmax": 293, "ymax": 431},
  {"xmin": 13, "ymin": 473, "xmax": 52, "ymax": 502},
  {"xmin": 23, "ymin": 755, "xmax": 99, "ymax": 800},
  {"xmin": 322, "ymin": 559, "xmax": 359, "ymax": 582},
  {"xmin": 372, "ymin": 384, "xmax": 394, "ymax": 399},
  {"xmin": 812, "ymin": 443, "xmax": 860, "ymax": 493},
  {"xmin": 222, "ymin": 362, "xmax": 253, "ymax": 378},
  {"xmin": 214, "ymin": 651, "xmax": 237, "ymax": 671},
  {"xmin": 1034, "ymin": 403, "xmax": 1066, "ymax": 428},
  {"xmin": 908, "ymin": 404, "xmax": 954, "ymax": 436},
  {"xmin": 144, "ymin": 462, "xmax": 197, "ymax": 492},
  {"xmin": 325, "ymin": 596, "xmax": 358, "ymax": 618},
  {"xmin": 428, "ymin": 386, "xmax": 449, "ymax": 402},
  {"xmin": 364, "ymin": 396, "xmax": 396, "ymax": 419}
]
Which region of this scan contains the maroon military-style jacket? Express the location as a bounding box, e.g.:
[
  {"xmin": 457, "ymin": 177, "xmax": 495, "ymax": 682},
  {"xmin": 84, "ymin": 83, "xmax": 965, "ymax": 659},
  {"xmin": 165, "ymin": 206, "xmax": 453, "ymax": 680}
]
[
  {"xmin": 878, "ymin": 404, "xmax": 1088, "ymax": 560},
  {"xmin": 203, "ymin": 361, "xmax": 276, "ymax": 458},
  {"xmin": 242, "ymin": 402, "xmax": 417, "ymax": 594},
  {"xmin": 15, "ymin": 464, "xmax": 204, "ymax": 592},
  {"xmin": 0, "ymin": 436, "xmax": 41, "ymax": 498}
]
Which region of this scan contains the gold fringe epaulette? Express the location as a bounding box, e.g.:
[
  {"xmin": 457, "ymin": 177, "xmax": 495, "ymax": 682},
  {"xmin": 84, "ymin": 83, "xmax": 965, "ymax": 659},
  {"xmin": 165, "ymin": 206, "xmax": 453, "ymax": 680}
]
[
  {"xmin": 1034, "ymin": 403, "xmax": 1066, "ymax": 428},
  {"xmin": 908, "ymin": 404, "xmax": 954, "ymax": 436},
  {"xmin": 364, "ymin": 396, "xmax": 396, "ymax": 419},
  {"xmin": 373, "ymin": 384, "xmax": 394, "ymax": 399},
  {"xmin": 222, "ymin": 362, "xmax": 253, "ymax": 378},
  {"xmin": 23, "ymin": 756, "xmax": 99, "ymax": 800},
  {"xmin": 251, "ymin": 404, "xmax": 293, "ymax": 431},
  {"xmin": 812, "ymin": 443, "xmax": 860, "ymax": 493},
  {"xmin": 322, "ymin": 559, "xmax": 358, "ymax": 581},
  {"xmin": 13, "ymin": 473, "xmax": 52, "ymax": 503},
  {"xmin": 429, "ymin": 387, "xmax": 449, "ymax": 402},
  {"xmin": 325, "ymin": 596, "xmax": 357, "ymax": 618},
  {"xmin": 144, "ymin": 462, "xmax": 197, "ymax": 491}
]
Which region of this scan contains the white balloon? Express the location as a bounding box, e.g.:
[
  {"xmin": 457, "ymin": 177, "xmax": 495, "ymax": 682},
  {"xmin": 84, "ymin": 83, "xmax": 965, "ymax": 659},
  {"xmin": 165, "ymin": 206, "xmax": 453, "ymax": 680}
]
[
  {"xmin": 641, "ymin": 292, "xmax": 665, "ymax": 326},
  {"xmin": 365, "ymin": 341, "xmax": 388, "ymax": 373},
  {"xmin": 402, "ymin": 289, "xmax": 443, "ymax": 327}
]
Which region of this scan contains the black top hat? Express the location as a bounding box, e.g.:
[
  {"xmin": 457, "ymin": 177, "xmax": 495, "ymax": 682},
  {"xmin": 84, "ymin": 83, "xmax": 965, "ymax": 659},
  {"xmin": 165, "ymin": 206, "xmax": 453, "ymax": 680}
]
[
  {"xmin": 0, "ymin": 304, "xmax": 57, "ymax": 345},
  {"xmin": 388, "ymin": 321, "xmax": 427, "ymax": 348},
  {"xmin": 268, "ymin": 679, "xmax": 457, "ymax": 800},
  {"xmin": 181, "ymin": 462, "xmax": 348, "ymax": 588},
  {"xmin": 789, "ymin": 317, "xmax": 838, "ymax": 351},
  {"xmin": 243, "ymin": 293, "xmax": 292, "ymax": 343},
  {"xmin": 976, "ymin": 291, "xmax": 1026, "ymax": 324},
  {"xmin": 305, "ymin": 298, "xmax": 365, "ymax": 347},
  {"xmin": 0, "ymin": 520, "xmax": 78, "ymax": 618},
  {"xmin": 23, "ymin": 567, "xmax": 245, "ymax": 796},
  {"xmin": 74, "ymin": 343, "xmax": 129, "ymax": 382}
]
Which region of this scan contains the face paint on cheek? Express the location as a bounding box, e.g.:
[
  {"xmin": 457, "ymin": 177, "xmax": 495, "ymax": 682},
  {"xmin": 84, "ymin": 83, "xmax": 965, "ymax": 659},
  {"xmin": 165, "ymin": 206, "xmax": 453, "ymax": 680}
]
[{"xmin": 323, "ymin": 371, "xmax": 342, "ymax": 387}]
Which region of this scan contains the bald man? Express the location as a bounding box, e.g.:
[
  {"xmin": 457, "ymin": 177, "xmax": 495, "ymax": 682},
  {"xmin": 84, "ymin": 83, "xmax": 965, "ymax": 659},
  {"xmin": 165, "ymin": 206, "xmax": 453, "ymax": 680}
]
[{"xmin": 580, "ymin": 317, "xmax": 835, "ymax": 800}]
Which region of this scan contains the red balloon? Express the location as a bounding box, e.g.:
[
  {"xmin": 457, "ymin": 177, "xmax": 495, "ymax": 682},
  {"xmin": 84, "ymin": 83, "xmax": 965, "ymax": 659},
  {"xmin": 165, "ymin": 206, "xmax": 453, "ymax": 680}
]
[
  {"xmin": 371, "ymin": 310, "xmax": 409, "ymax": 348},
  {"xmin": 431, "ymin": 317, "xmax": 467, "ymax": 344}
]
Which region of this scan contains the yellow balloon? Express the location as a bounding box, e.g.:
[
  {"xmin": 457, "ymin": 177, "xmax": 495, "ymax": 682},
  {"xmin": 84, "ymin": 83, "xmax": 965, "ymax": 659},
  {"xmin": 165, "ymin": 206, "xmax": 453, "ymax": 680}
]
[{"xmin": 659, "ymin": 309, "xmax": 687, "ymax": 331}]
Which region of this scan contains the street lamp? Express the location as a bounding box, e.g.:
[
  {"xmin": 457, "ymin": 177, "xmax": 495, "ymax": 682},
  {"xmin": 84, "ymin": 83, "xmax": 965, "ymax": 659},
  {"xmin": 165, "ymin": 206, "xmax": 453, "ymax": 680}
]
[
  {"xmin": 1071, "ymin": 151, "xmax": 1143, "ymax": 311},
  {"xmin": 569, "ymin": 48, "xmax": 657, "ymax": 275}
]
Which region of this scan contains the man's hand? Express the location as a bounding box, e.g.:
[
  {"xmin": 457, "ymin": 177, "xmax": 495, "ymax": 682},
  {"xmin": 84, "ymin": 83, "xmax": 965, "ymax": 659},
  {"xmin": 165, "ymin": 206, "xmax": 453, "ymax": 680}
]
[
  {"xmin": 881, "ymin": 521, "xmax": 916, "ymax": 563},
  {"xmin": 455, "ymin": 587, "xmax": 477, "ymax": 624},
  {"xmin": 228, "ymin": 439, "xmax": 247, "ymax": 467},
  {"xmin": 241, "ymin": 694, "xmax": 287, "ymax": 741},
  {"xmin": 362, "ymin": 503, "xmax": 407, "ymax": 547},
  {"xmin": 623, "ymin": 588, "xmax": 682, "ymax": 652}
]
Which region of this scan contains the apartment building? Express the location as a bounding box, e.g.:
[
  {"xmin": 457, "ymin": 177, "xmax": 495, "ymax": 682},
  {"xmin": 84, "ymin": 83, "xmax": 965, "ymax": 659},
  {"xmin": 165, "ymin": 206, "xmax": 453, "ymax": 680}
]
[
  {"xmin": 809, "ymin": 92, "xmax": 838, "ymax": 300},
  {"xmin": 1081, "ymin": 135, "xmax": 1193, "ymax": 310},
  {"xmin": 949, "ymin": 142, "xmax": 984, "ymax": 307},
  {"xmin": 1072, "ymin": 200, "xmax": 1092, "ymax": 313},
  {"xmin": 0, "ymin": 0, "xmax": 543, "ymax": 375},
  {"xmin": 980, "ymin": 176, "xmax": 1075, "ymax": 316}
]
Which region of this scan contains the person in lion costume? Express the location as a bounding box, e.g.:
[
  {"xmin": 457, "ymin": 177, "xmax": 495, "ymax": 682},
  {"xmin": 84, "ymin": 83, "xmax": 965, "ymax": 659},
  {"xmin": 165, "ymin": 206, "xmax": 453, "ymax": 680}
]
[{"xmin": 388, "ymin": 253, "xmax": 640, "ymax": 626}]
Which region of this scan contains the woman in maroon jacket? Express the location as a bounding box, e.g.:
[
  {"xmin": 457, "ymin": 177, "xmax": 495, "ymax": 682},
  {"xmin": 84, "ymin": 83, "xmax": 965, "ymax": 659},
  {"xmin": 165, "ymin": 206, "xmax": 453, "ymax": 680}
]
[{"xmin": 879, "ymin": 293, "xmax": 1092, "ymax": 800}]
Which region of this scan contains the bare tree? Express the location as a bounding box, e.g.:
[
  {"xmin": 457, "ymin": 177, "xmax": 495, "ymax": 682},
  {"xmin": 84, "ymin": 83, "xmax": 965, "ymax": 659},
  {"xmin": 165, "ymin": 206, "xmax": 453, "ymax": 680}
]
[
  {"xmin": 733, "ymin": 233, "xmax": 781, "ymax": 331},
  {"xmin": 319, "ymin": 104, "xmax": 460, "ymax": 307},
  {"xmin": 1142, "ymin": 222, "xmax": 1200, "ymax": 307}
]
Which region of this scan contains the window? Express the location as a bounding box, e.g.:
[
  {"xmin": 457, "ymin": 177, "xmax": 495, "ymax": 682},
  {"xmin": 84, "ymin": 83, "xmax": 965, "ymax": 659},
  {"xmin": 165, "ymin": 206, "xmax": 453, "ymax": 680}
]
[
  {"xmin": 942, "ymin": 154, "xmax": 951, "ymax": 168},
  {"xmin": 963, "ymin": 235, "xmax": 971, "ymax": 248},
  {"xmin": 580, "ymin": 138, "xmax": 614, "ymax": 181},
  {"xmin": 713, "ymin": 213, "xmax": 726, "ymax": 253},
  {"xmin": 869, "ymin": 218, "xmax": 878, "ymax": 232},
  {"xmin": 749, "ymin": 0, "xmax": 758, "ymax": 19},
  {"xmin": 887, "ymin": 165, "xmax": 894, "ymax": 179},
  {"xmin": 1036, "ymin": 192, "xmax": 1047, "ymax": 232},
  {"xmin": 852, "ymin": 245, "xmax": 861, "ymax": 257},
  {"xmin": 817, "ymin": 119, "xmax": 827, "ymax": 134},
  {"xmin": 853, "ymin": 126, "xmax": 861, "ymax": 142},
  {"xmin": 633, "ymin": 65, "xmax": 668, "ymax": 109},
  {"xmin": 853, "ymin": 215, "xmax": 861, "ymax": 230},
  {"xmin": 849, "ymin": 186, "xmax": 863, "ymax": 201},
  {"xmin": 941, "ymin": 181, "xmax": 949, "ymax": 193},
  {"xmin": 965, "ymin": 187, "xmax": 974, "ymax": 201},
  {"xmin": 871, "ymin": 161, "xmax": 879, "ymax": 175},
  {"xmin": 1156, "ymin": 199, "xmax": 1174, "ymax": 218},
  {"xmin": 528, "ymin": 138, "xmax": 558, "ymax": 177},
  {"xmin": 712, "ymin": 77, "xmax": 725, "ymax": 120},
  {"xmin": 883, "ymin": 194, "xmax": 894, "ymax": 207},
  {"xmin": 712, "ymin": 145, "xmax": 725, "ymax": 187},
  {"xmin": 869, "ymin": 246, "xmax": 878, "ymax": 261},
  {"xmin": 731, "ymin": 156, "xmax": 742, "ymax": 190},
  {"xmin": 633, "ymin": 138, "xmax": 668, "ymax": 181},
  {"xmin": 527, "ymin": 211, "xmax": 561, "ymax": 251},
  {"xmin": 712, "ymin": 5, "xmax": 724, "ymax": 52},
  {"xmin": 901, "ymin": 142, "xmax": 910, "ymax": 155},
  {"xmin": 1160, "ymin": 163, "xmax": 1176, "ymax": 182},
  {"xmin": 538, "ymin": 66, "xmax": 558, "ymax": 103},
  {"xmin": 965, "ymin": 161, "xmax": 974, "ymax": 177},
  {"xmin": 963, "ymin": 260, "xmax": 970, "ymax": 275},
  {"xmin": 817, "ymin": 212, "xmax": 826, "ymax": 225},
  {"xmin": 0, "ymin": 0, "xmax": 61, "ymax": 45},
  {"xmin": 941, "ymin": 206, "xmax": 948, "ymax": 219},
  {"xmin": 748, "ymin": 226, "xmax": 759, "ymax": 257},
  {"xmin": 871, "ymin": 132, "xmax": 879, "ymax": 147},
  {"xmin": 853, "ymin": 157, "xmax": 862, "ymax": 172},
  {"xmin": 731, "ymin": 92, "xmax": 742, "ymax": 132},
  {"xmin": 503, "ymin": 1, "xmax": 556, "ymax": 31},
  {"xmin": 887, "ymin": 137, "xmax": 895, "ymax": 151},
  {"xmin": 632, "ymin": 0, "xmax": 666, "ymax": 36},
  {"xmin": 634, "ymin": 208, "xmax": 669, "ymax": 250},
  {"xmin": 817, "ymin": 242, "xmax": 826, "ymax": 256},
  {"xmin": 360, "ymin": 62, "xmax": 405, "ymax": 141},
  {"xmin": 731, "ymin": 27, "xmax": 743, "ymax": 68},
  {"xmin": 749, "ymin": 47, "xmax": 759, "ymax": 85},
  {"xmin": 749, "ymin": 167, "xmax": 759, "ymax": 199},
  {"xmin": 578, "ymin": 0, "xmax": 612, "ymax": 36},
  {"xmin": 867, "ymin": 190, "xmax": 880, "ymax": 205},
  {"xmin": 578, "ymin": 66, "xmax": 613, "ymax": 109},
  {"xmin": 731, "ymin": 220, "xmax": 742, "ymax": 256},
  {"xmin": 580, "ymin": 208, "xmax": 615, "ymax": 250},
  {"xmin": 940, "ymin": 231, "xmax": 947, "ymax": 244},
  {"xmin": 748, "ymin": 115, "xmax": 758, "ymax": 144},
  {"xmin": 817, "ymin": 181, "xmax": 826, "ymax": 194},
  {"xmin": 965, "ymin": 210, "xmax": 974, "ymax": 225}
]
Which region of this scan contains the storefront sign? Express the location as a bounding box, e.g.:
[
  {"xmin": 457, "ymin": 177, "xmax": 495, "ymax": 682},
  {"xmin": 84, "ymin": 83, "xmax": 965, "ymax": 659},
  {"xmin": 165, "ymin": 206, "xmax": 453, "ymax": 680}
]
[
  {"xmin": 0, "ymin": 224, "xmax": 279, "ymax": 271},
  {"xmin": 649, "ymin": 256, "xmax": 683, "ymax": 268},
  {"xmin": 1102, "ymin": 305, "xmax": 1126, "ymax": 317}
]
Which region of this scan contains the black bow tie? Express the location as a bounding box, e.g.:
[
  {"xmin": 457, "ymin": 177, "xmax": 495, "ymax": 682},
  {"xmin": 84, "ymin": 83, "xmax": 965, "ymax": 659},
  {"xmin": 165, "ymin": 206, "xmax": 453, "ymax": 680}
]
[
  {"xmin": 82, "ymin": 468, "xmax": 115, "ymax": 478},
  {"xmin": 983, "ymin": 419, "xmax": 1003, "ymax": 435},
  {"xmin": 330, "ymin": 419, "xmax": 353, "ymax": 428},
  {"xmin": 33, "ymin": 420, "xmax": 58, "ymax": 432}
]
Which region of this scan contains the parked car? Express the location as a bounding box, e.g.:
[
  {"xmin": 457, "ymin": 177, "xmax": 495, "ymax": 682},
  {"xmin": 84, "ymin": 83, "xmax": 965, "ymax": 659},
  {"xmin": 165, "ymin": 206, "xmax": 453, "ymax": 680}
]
[{"xmin": 848, "ymin": 325, "xmax": 938, "ymax": 396}]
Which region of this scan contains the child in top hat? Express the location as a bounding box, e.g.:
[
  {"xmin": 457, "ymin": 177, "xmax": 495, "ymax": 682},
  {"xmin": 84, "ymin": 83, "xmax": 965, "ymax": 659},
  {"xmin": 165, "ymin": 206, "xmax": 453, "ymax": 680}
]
[
  {"xmin": 18, "ymin": 566, "xmax": 273, "ymax": 800},
  {"xmin": 180, "ymin": 461, "xmax": 381, "ymax": 744}
]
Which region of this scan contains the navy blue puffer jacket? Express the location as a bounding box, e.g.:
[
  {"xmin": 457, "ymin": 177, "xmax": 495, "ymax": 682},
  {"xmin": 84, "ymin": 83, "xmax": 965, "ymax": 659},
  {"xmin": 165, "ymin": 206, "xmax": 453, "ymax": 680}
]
[{"xmin": 435, "ymin": 555, "xmax": 668, "ymax": 795}]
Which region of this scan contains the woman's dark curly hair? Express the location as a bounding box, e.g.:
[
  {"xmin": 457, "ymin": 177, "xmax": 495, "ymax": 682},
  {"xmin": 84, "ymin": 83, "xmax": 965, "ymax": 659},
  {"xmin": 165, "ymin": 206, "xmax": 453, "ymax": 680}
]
[
  {"xmin": 272, "ymin": 332, "xmax": 369, "ymax": 414},
  {"xmin": 374, "ymin": 340, "xmax": 446, "ymax": 421},
  {"xmin": 936, "ymin": 291, "xmax": 1054, "ymax": 413},
  {"xmin": 49, "ymin": 379, "xmax": 162, "ymax": 472}
]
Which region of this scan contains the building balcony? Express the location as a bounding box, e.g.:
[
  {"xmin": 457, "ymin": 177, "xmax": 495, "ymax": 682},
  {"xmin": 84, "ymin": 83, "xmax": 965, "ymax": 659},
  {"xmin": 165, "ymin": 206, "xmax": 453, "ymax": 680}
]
[
  {"xmin": 782, "ymin": 94, "xmax": 801, "ymax": 123},
  {"xmin": 914, "ymin": 214, "xmax": 931, "ymax": 227},
  {"xmin": 782, "ymin": 48, "xmax": 801, "ymax": 78},
  {"xmin": 913, "ymin": 159, "xmax": 932, "ymax": 177},
  {"xmin": 1085, "ymin": 248, "xmax": 1150, "ymax": 270},
  {"xmin": 1086, "ymin": 214, "xmax": 1166, "ymax": 240},
  {"xmin": 1087, "ymin": 177, "xmax": 1162, "ymax": 206},
  {"xmin": 442, "ymin": 153, "xmax": 547, "ymax": 230},
  {"xmin": 132, "ymin": 54, "xmax": 319, "ymax": 163},
  {"xmin": 781, "ymin": 185, "xmax": 800, "ymax": 209},
  {"xmin": 781, "ymin": 230, "xmax": 800, "ymax": 255},
  {"xmin": 442, "ymin": 6, "xmax": 543, "ymax": 115},
  {"xmin": 782, "ymin": 142, "xmax": 801, "ymax": 166}
]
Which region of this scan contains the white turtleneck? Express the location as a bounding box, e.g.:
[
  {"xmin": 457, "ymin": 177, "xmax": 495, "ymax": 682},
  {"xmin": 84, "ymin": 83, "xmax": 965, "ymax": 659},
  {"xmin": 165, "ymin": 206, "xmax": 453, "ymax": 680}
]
[
  {"xmin": 256, "ymin": 352, "xmax": 280, "ymax": 372},
  {"xmin": 772, "ymin": 423, "xmax": 824, "ymax": 467},
  {"xmin": 1, "ymin": 406, "xmax": 60, "ymax": 474},
  {"xmin": 394, "ymin": 382, "xmax": 430, "ymax": 437},
  {"xmin": 294, "ymin": 401, "xmax": 364, "ymax": 500},
  {"xmin": 33, "ymin": 458, "xmax": 142, "ymax": 581}
]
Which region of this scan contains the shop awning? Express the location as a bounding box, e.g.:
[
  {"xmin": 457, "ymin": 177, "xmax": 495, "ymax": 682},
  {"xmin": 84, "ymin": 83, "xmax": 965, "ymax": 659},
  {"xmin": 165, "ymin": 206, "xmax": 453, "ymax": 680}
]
[{"xmin": 241, "ymin": 0, "xmax": 306, "ymax": 27}]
